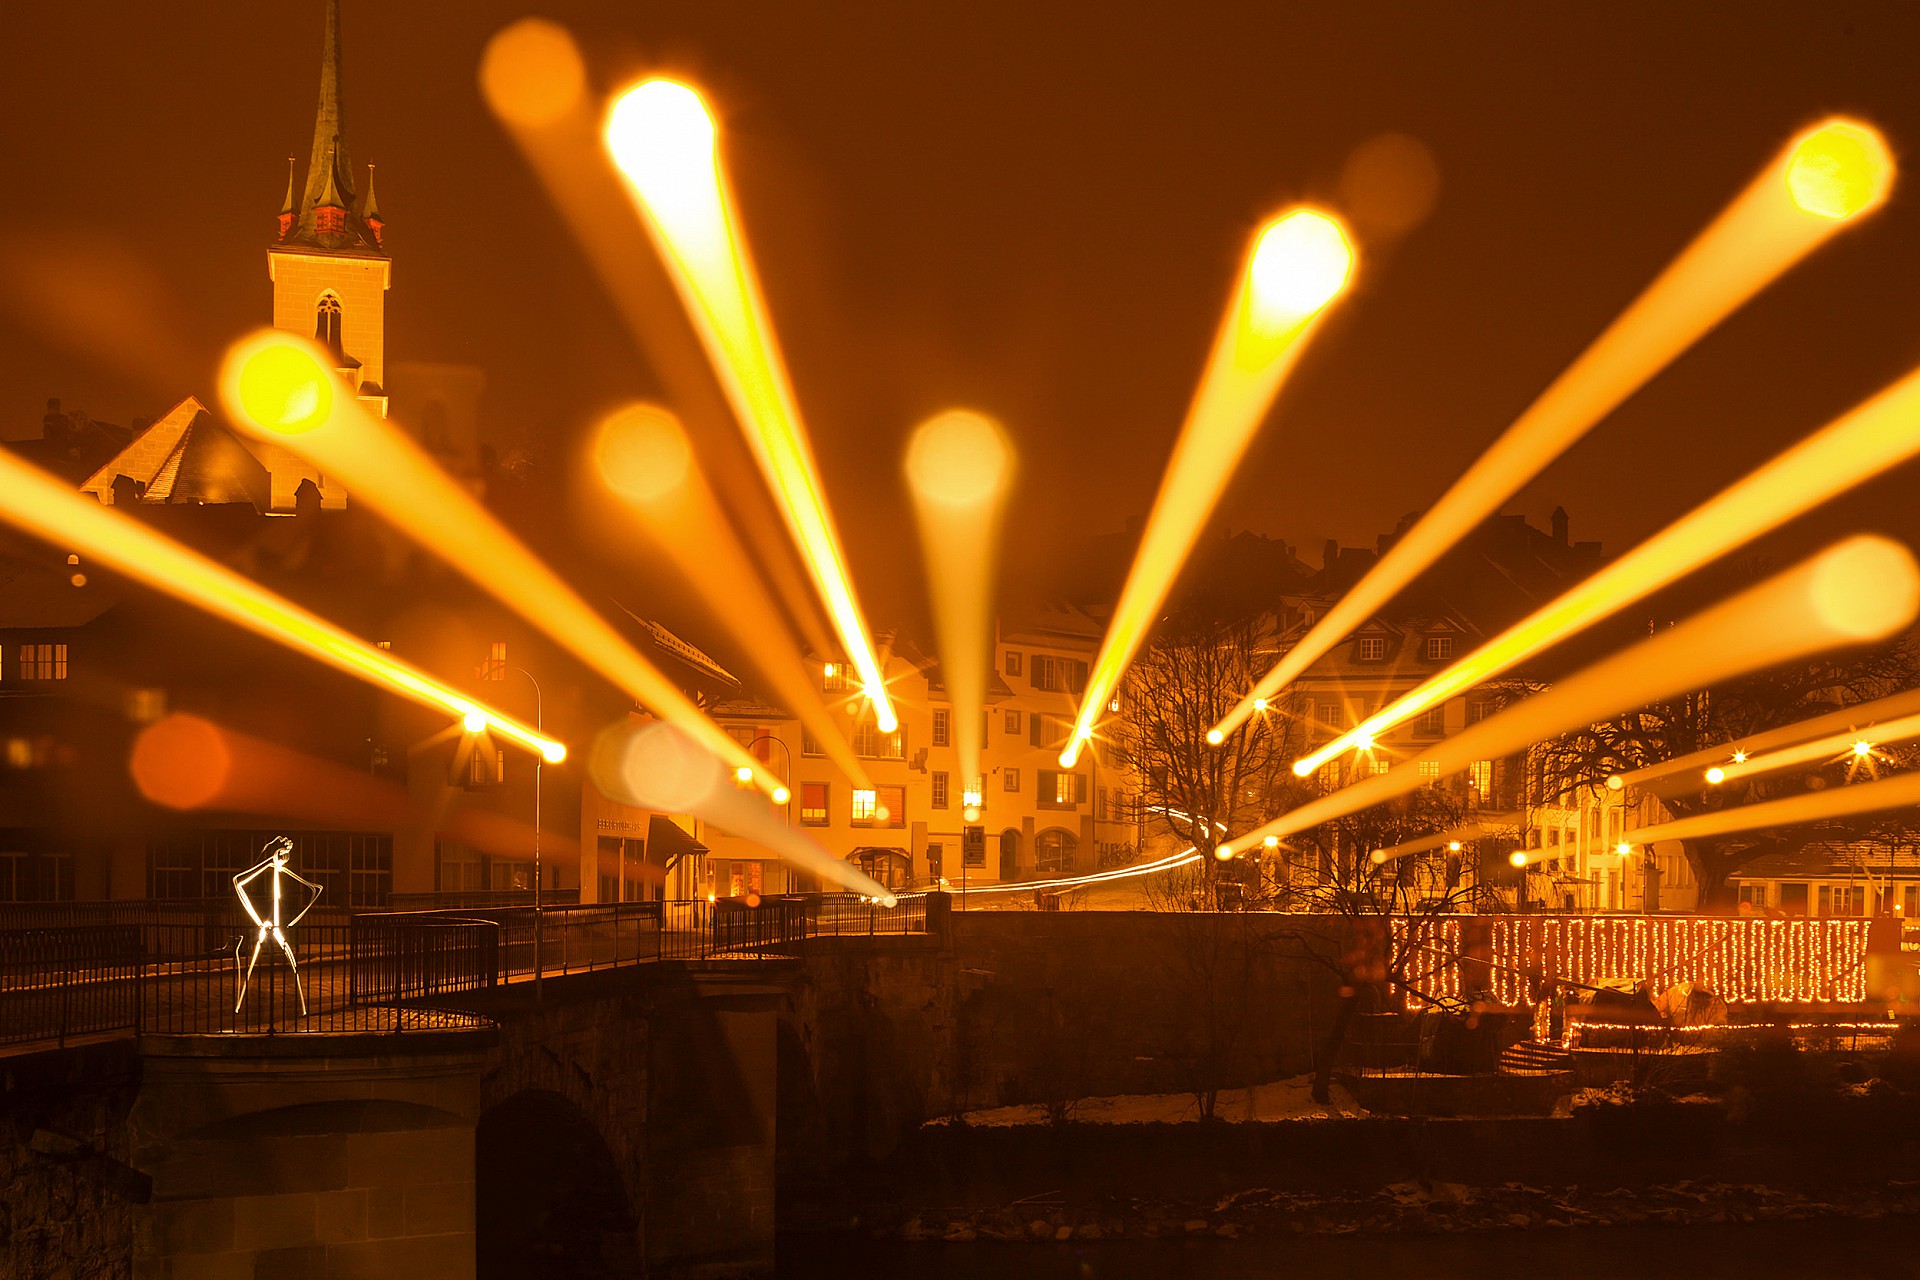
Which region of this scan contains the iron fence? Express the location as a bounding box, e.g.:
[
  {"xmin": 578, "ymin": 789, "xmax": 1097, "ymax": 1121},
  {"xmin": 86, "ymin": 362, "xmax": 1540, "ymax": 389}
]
[{"xmin": 0, "ymin": 926, "xmax": 142, "ymax": 1047}]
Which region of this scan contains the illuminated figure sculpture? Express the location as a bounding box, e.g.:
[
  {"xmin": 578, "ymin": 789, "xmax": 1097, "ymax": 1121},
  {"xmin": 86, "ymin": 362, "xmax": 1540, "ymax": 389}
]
[{"xmin": 232, "ymin": 837, "xmax": 323, "ymax": 1015}]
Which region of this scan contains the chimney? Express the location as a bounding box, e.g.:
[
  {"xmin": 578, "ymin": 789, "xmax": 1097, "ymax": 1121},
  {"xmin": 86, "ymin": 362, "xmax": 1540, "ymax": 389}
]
[
  {"xmin": 1322, "ymin": 538, "xmax": 1339, "ymax": 571},
  {"xmin": 1551, "ymin": 505, "xmax": 1570, "ymax": 545}
]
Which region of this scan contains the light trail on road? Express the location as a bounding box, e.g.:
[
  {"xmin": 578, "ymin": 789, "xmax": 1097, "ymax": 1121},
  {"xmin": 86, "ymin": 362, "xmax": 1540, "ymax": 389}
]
[
  {"xmin": 605, "ymin": 77, "xmax": 899, "ymax": 732},
  {"xmin": 1061, "ymin": 207, "xmax": 1356, "ymax": 767},
  {"xmin": 0, "ymin": 448, "xmax": 561, "ymax": 761},
  {"xmin": 1215, "ymin": 118, "xmax": 1895, "ymax": 743},
  {"xmin": 219, "ymin": 331, "xmax": 777, "ymax": 794},
  {"xmin": 1293, "ymin": 353, "xmax": 1920, "ymax": 777},
  {"xmin": 1220, "ymin": 535, "xmax": 1919, "ymax": 855}
]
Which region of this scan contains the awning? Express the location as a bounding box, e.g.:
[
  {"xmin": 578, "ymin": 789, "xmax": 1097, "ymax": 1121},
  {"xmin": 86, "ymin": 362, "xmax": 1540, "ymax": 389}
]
[
  {"xmin": 849, "ymin": 846, "xmax": 910, "ymax": 865},
  {"xmin": 649, "ymin": 815, "xmax": 710, "ymax": 870}
]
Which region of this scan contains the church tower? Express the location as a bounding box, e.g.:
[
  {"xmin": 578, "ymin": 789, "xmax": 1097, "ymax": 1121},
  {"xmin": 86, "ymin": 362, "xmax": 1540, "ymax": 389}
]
[{"xmin": 263, "ymin": 0, "xmax": 390, "ymax": 510}]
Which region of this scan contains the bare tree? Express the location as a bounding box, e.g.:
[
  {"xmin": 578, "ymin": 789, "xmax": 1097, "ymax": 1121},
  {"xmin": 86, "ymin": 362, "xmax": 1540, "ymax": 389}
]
[{"xmin": 1525, "ymin": 641, "xmax": 1918, "ymax": 908}]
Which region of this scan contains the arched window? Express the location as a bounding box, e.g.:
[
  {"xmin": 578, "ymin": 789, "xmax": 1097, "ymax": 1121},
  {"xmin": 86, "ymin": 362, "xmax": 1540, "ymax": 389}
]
[
  {"xmin": 1034, "ymin": 829, "xmax": 1077, "ymax": 876},
  {"xmin": 314, "ymin": 295, "xmax": 343, "ymax": 353}
]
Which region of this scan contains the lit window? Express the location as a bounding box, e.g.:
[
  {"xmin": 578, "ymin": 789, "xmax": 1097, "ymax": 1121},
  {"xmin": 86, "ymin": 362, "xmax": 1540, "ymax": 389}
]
[
  {"xmin": 823, "ymin": 662, "xmax": 850, "ymax": 692},
  {"xmin": 1030, "ymin": 655, "xmax": 1088, "ymax": 693},
  {"xmin": 1004, "ymin": 650, "xmax": 1022, "ymax": 677},
  {"xmin": 851, "ymin": 788, "xmax": 877, "ymax": 825},
  {"xmin": 1004, "ymin": 709, "xmax": 1021, "ymax": 734},
  {"xmin": 932, "ymin": 772, "xmax": 949, "ymax": 809},
  {"xmin": 375, "ymin": 640, "xmax": 392, "ymax": 650},
  {"xmin": 1004, "ymin": 768, "xmax": 1020, "ymax": 794},
  {"xmin": 800, "ymin": 783, "xmax": 829, "ymax": 826},
  {"xmin": 1469, "ymin": 759, "xmax": 1493, "ymax": 795},
  {"xmin": 876, "ymin": 785, "xmax": 906, "ymax": 828},
  {"xmin": 801, "ymin": 727, "xmax": 822, "ymax": 757},
  {"xmin": 315, "ymin": 294, "xmax": 343, "ymax": 353},
  {"xmin": 1424, "ymin": 636, "xmax": 1453, "ymax": 662},
  {"xmin": 469, "ymin": 747, "xmax": 505, "ymax": 786},
  {"xmin": 1417, "ymin": 760, "xmax": 1441, "ymax": 784},
  {"xmin": 1358, "ymin": 636, "xmax": 1385, "ymax": 661},
  {"xmin": 1370, "ymin": 757, "xmax": 1391, "ymax": 776},
  {"xmin": 1038, "ymin": 770, "xmax": 1086, "ymax": 809},
  {"xmin": 485, "ymin": 641, "xmax": 507, "ymax": 680},
  {"xmin": 932, "ymin": 709, "xmax": 950, "ymax": 747},
  {"xmin": 853, "ymin": 717, "xmax": 904, "ymax": 759},
  {"xmin": 19, "ymin": 644, "xmax": 67, "ymax": 681}
]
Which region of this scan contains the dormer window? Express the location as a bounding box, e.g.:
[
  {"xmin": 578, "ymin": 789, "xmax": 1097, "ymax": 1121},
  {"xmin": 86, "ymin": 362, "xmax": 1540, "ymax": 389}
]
[
  {"xmin": 1357, "ymin": 636, "xmax": 1385, "ymax": 661},
  {"xmin": 1424, "ymin": 636, "xmax": 1453, "ymax": 661},
  {"xmin": 315, "ymin": 294, "xmax": 343, "ymax": 354}
]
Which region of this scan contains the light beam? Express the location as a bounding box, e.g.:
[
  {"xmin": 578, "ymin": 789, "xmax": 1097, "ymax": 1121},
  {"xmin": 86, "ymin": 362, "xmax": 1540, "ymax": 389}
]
[
  {"xmin": 906, "ymin": 410, "xmax": 1016, "ymax": 803},
  {"xmin": 1708, "ymin": 710, "xmax": 1920, "ymax": 786},
  {"xmin": 591, "ymin": 402, "xmax": 873, "ymax": 788},
  {"xmin": 1061, "ymin": 207, "xmax": 1355, "ymax": 767},
  {"xmin": 1609, "ymin": 685, "xmax": 1920, "ymax": 792},
  {"xmin": 1217, "ymin": 118, "xmax": 1895, "ymax": 740},
  {"xmin": 219, "ymin": 332, "xmax": 774, "ymax": 794},
  {"xmin": 605, "ymin": 78, "xmax": 899, "ymax": 732},
  {"xmin": 1627, "ymin": 766, "xmax": 1920, "ymax": 848},
  {"xmin": 1223, "ymin": 535, "xmax": 1919, "ymax": 852},
  {"xmin": 1293, "ymin": 355, "xmax": 1920, "ymax": 775},
  {"xmin": 0, "ymin": 448, "xmax": 562, "ymax": 761}
]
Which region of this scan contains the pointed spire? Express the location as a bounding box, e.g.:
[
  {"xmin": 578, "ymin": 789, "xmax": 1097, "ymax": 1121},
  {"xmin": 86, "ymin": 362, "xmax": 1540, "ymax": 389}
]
[
  {"xmin": 276, "ymin": 157, "xmax": 297, "ymax": 239},
  {"xmin": 361, "ymin": 164, "xmax": 384, "ymax": 247},
  {"xmin": 300, "ymin": 0, "xmax": 355, "ymax": 217}
]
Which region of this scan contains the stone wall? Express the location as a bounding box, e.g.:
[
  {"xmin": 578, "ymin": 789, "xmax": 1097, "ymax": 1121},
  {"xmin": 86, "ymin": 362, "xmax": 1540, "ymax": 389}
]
[
  {"xmin": 1, "ymin": 1040, "xmax": 144, "ymax": 1279},
  {"xmin": 778, "ymin": 911, "xmax": 1352, "ymax": 1224}
]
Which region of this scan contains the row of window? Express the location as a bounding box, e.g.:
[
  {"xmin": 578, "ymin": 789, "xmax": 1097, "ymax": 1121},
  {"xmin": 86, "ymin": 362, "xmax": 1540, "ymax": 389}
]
[
  {"xmin": 1, "ymin": 643, "xmax": 69, "ymax": 681},
  {"xmin": 1353, "ymin": 635, "xmax": 1453, "ymax": 663},
  {"xmin": 798, "ymin": 783, "xmax": 907, "ymax": 828}
]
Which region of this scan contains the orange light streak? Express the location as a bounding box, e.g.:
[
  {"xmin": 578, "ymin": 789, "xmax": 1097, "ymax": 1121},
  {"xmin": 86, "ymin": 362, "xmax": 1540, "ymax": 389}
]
[
  {"xmin": 1217, "ymin": 118, "xmax": 1895, "ymax": 741},
  {"xmin": 1609, "ymin": 684, "xmax": 1920, "ymax": 792},
  {"xmin": 1369, "ymin": 824, "xmax": 1489, "ymax": 865},
  {"xmin": 1295, "ymin": 356, "xmax": 1920, "ymax": 776},
  {"xmin": 590, "ymin": 718, "xmax": 892, "ymax": 901},
  {"xmin": 1706, "ymin": 709, "xmax": 1920, "ymax": 786},
  {"xmin": 0, "ymin": 448, "xmax": 561, "ymax": 760},
  {"xmin": 592, "ymin": 402, "xmax": 872, "ymax": 789},
  {"xmin": 604, "ymin": 79, "xmax": 898, "ymax": 732},
  {"xmin": 906, "ymin": 410, "xmax": 1016, "ymax": 799},
  {"xmin": 1628, "ymin": 767, "xmax": 1920, "ymax": 847},
  {"xmin": 478, "ymin": 22, "xmax": 838, "ymax": 664},
  {"xmin": 958, "ymin": 846, "xmax": 1205, "ymax": 898},
  {"xmin": 1061, "ymin": 207, "xmax": 1355, "ymax": 767},
  {"xmin": 219, "ymin": 332, "xmax": 775, "ymax": 794},
  {"xmin": 1221, "ymin": 535, "xmax": 1918, "ymax": 854}
]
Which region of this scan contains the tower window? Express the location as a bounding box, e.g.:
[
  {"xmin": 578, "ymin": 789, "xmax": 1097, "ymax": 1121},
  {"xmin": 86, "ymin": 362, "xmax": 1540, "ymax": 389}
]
[{"xmin": 315, "ymin": 295, "xmax": 343, "ymax": 354}]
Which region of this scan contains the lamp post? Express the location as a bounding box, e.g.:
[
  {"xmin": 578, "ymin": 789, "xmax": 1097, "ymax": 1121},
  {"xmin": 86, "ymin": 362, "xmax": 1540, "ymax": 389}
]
[{"xmin": 509, "ymin": 666, "xmax": 544, "ymax": 998}]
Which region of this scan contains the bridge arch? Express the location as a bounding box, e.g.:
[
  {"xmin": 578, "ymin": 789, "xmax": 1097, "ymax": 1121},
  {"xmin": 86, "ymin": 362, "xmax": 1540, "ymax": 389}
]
[{"xmin": 476, "ymin": 1087, "xmax": 640, "ymax": 1278}]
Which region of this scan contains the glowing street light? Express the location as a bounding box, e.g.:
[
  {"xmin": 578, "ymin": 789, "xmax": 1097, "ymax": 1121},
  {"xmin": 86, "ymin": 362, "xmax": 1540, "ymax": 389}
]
[
  {"xmin": 1853, "ymin": 739, "xmax": 1875, "ymax": 757},
  {"xmin": 605, "ymin": 78, "xmax": 899, "ymax": 733},
  {"xmin": 1509, "ymin": 851, "xmax": 1529, "ymax": 869},
  {"xmin": 1061, "ymin": 207, "xmax": 1354, "ymax": 768},
  {"xmin": 1612, "ymin": 686, "xmax": 1920, "ymax": 792},
  {"xmin": 463, "ymin": 711, "xmax": 489, "ymax": 735},
  {"xmin": 0, "ymin": 446, "xmax": 561, "ymax": 762},
  {"xmin": 221, "ymin": 332, "xmax": 776, "ymax": 795},
  {"xmin": 1217, "ymin": 118, "xmax": 1895, "ymax": 742}
]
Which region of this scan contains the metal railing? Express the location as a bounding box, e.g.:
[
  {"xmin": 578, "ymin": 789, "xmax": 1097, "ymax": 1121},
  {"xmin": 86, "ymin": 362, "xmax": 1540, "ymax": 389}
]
[{"xmin": 0, "ymin": 891, "xmax": 941, "ymax": 1049}]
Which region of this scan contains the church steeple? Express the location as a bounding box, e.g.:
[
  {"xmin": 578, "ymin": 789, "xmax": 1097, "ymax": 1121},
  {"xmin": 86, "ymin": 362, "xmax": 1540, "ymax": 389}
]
[
  {"xmin": 264, "ymin": 0, "xmax": 392, "ymax": 511},
  {"xmin": 278, "ymin": 0, "xmax": 384, "ymax": 254}
]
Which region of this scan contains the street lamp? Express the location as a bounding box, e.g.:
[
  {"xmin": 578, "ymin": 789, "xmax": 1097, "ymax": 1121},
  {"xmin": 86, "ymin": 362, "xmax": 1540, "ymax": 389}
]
[{"xmin": 507, "ymin": 666, "xmax": 546, "ymax": 998}]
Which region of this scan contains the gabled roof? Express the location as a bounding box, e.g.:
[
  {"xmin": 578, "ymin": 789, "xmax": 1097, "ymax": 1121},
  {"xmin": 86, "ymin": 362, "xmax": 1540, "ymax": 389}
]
[{"xmin": 80, "ymin": 398, "xmax": 271, "ymax": 509}]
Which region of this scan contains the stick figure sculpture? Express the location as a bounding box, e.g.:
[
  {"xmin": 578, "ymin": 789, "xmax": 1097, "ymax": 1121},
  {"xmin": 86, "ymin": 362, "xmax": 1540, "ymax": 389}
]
[{"xmin": 232, "ymin": 837, "xmax": 323, "ymax": 1015}]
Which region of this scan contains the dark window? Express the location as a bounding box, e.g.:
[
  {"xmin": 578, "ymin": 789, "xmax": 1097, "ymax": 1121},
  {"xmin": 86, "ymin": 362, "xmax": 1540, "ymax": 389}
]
[
  {"xmin": 932, "ymin": 709, "xmax": 950, "ymax": 747},
  {"xmin": 1005, "ymin": 651, "xmax": 1022, "ymax": 677},
  {"xmin": 800, "ymin": 783, "xmax": 829, "ymax": 826},
  {"xmin": 932, "ymin": 771, "xmax": 949, "ymax": 809},
  {"xmin": 148, "ymin": 830, "xmax": 391, "ymax": 908},
  {"xmin": 315, "ymin": 294, "xmax": 343, "ymax": 353}
]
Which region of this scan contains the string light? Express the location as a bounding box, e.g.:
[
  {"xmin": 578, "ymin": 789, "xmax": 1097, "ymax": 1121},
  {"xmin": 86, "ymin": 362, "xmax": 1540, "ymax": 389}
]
[{"xmin": 1399, "ymin": 916, "xmax": 1869, "ymax": 1007}]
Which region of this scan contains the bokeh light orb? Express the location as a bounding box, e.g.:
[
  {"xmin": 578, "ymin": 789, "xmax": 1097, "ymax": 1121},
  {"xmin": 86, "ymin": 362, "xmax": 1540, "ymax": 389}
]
[
  {"xmin": 606, "ymin": 79, "xmax": 717, "ymax": 180},
  {"xmin": 1249, "ymin": 209, "xmax": 1354, "ymax": 323},
  {"xmin": 594, "ymin": 403, "xmax": 693, "ymax": 504},
  {"xmin": 1808, "ymin": 535, "xmax": 1917, "ymax": 639},
  {"xmin": 479, "ymin": 18, "xmax": 586, "ymax": 129},
  {"xmin": 1786, "ymin": 119, "xmax": 1893, "ymax": 220},
  {"xmin": 904, "ymin": 411, "xmax": 1012, "ymax": 507},
  {"xmin": 231, "ymin": 339, "xmax": 334, "ymax": 435}
]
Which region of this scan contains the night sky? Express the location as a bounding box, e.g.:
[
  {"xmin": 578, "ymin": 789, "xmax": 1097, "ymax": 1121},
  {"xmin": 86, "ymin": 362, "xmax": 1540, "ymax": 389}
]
[{"xmin": 6, "ymin": 1, "xmax": 1920, "ymax": 621}]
